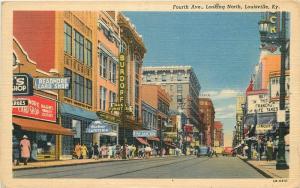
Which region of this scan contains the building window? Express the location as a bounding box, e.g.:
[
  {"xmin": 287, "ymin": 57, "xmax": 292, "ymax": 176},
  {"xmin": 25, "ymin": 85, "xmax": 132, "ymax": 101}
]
[
  {"xmin": 100, "ymin": 86, "xmax": 107, "ymax": 111},
  {"xmin": 85, "ymin": 79, "xmax": 92, "ymax": 105},
  {"xmin": 121, "ymin": 40, "xmax": 126, "ymax": 53},
  {"xmin": 135, "ymin": 105, "xmax": 139, "ymax": 122},
  {"xmin": 100, "ymin": 53, "xmax": 108, "ymax": 78},
  {"xmin": 112, "ymin": 62, "xmax": 117, "ymax": 83},
  {"xmin": 64, "ymin": 68, "xmax": 72, "ymax": 98},
  {"xmin": 135, "ymin": 61, "xmax": 140, "ymax": 75},
  {"xmin": 146, "ymin": 74, "xmax": 151, "ymax": 82},
  {"xmin": 109, "ymin": 91, "xmax": 117, "ymax": 107},
  {"xmin": 64, "ymin": 23, "xmax": 72, "ymax": 55},
  {"xmin": 74, "ymin": 30, "xmax": 84, "ymax": 63},
  {"xmin": 135, "ymin": 80, "xmax": 139, "ymax": 102},
  {"xmin": 177, "ymin": 84, "xmax": 183, "ymax": 94},
  {"xmin": 162, "ymin": 74, "xmax": 166, "ymax": 82},
  {"xmin": 177, "ymin": 73, "xmax": 183, "ymax": 81},
  {"xmin": 177, "ymin": 95, "xmax": 183, "ymax": 103},
  {"xmin": 74, "ymin": 73, "xmax": 84, "ymax": 103},
  {"xmin": 85, "ymin": 40, "xmax": 92, "ymax": 67}
]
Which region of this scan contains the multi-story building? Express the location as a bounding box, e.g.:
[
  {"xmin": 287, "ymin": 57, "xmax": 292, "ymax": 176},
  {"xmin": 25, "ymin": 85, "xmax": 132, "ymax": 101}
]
[
  {"xmin": 13, "ymin": 11, "xmax": 100, "ymax": 159},
  {"xmin": 117, "ymin": 13, "xmax": 146, "ymax": 145},
  {"xmin": 95, "ymin": 11, "xmax": 120, "ymax": 146},
  {"xmin": 198, "ymin": 97, "xmax": 215, "ymax": 146},
  {"xmin": 214, "ymin": 121, "xmax": 223, "ymax": 147},
  {"xmin": 140, "ymin": 84, "xmax": 171, "ymax": 147},
  {"xmin": 142, "ymin": 66, "xmax": 201, "ymax": 135},
  {"xmin": 12, "ymin": 38, "xmax": 74, "ymax": 161}
]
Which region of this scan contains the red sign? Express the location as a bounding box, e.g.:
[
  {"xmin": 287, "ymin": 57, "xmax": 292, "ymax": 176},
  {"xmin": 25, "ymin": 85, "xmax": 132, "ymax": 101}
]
[{"xmin": 13, "ymin": 95, "xmax": 57, "ymax": 122}]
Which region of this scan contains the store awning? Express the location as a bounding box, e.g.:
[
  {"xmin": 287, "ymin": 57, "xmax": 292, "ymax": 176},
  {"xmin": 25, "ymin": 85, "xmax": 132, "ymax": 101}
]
[
  {"xmin": 147, "ymin": 137, "xmax": 160, "ymax": 142},
  {"xmin": 13, "ymin": 117, "xmax": 74, "ymax": 136},
  {"xmin": 136, "ymin": 137, "xmax": 149, "ymax": 145},
  {"xmin": 60, "ymin": 103, "xmax": 98, "ymax": 120}
]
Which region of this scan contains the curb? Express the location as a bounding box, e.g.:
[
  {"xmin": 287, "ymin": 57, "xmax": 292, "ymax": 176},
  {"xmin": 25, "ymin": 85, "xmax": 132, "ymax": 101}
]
[
  {"xmin": 13, "ymin": 158, "xmax": 141, "ymax": 171},
  {"xmin": 237, "ymin": 156, "xmax": 273, "ymax": 178},
  {"xmin": 13, "ymin": 155, "xmax": 177, "ymax": 171}
]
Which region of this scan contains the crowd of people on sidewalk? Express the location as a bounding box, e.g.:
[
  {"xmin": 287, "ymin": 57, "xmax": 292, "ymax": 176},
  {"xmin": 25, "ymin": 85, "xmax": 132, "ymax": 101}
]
[
  {"xmin": 240, "ymin": 136, "xmax": 280, "ymax": 161},
  {"xmin": 72, "ymin": 143, "xmax": 165, "ymax": 160}
]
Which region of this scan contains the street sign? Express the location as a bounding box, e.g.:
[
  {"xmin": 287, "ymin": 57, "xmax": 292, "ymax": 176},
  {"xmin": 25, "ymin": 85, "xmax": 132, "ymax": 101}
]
[
  {"xmin": 133, "ymin": 130, "xmax": 157, "ymax": 137},
  {"xmin": 13, "ymin": 73, "xmax": 33, "ymax": 96},
  {"xmin": 34, "ymin": 77, "xmax": 71, "ymax": 90},
  {"xmin": 12, "ymin": 99, "xmax": 28, "ymax": 106},
  {"xmin": 277, "ymin": 110, "xmax": 286, "ymax": 122}
]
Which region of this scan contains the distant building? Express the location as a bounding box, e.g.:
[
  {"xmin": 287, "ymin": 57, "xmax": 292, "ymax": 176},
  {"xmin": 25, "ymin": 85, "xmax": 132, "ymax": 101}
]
[
  {"xmin": 198, "ymin": 97, "xmax": 215, "ymax": 146},
  {"xmin": 235, "ymin": 95, "xmax": 245, "ymax": 146},
  {"xmin": 142, "ymin": 66, "xmax": 201, "ymax": 134},
  {"xmin": 214, "ymin": 121, "xmax": 223, "ymax": 147}
]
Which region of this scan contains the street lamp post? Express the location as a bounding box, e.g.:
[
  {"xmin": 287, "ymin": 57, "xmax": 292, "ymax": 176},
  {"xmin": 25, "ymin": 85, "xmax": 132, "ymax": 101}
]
[{"xmin": 259, "ymin": 12, "xmax": 289, "ymax": 169}]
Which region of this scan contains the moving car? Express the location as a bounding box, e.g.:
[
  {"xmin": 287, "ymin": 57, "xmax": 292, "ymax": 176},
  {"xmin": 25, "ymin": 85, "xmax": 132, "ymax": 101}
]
[
  {"xmin": 197, "ymin": 146, "xmax": 208, "ymax": 157},
  {"xmin": 222, "ymin": 147, "xmax": 234, "ymax": 156}
]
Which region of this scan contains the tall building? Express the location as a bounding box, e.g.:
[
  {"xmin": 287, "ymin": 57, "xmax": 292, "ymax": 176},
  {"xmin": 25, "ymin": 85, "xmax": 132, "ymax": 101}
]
[
  {"xmin": 117, "ymin": 13, "xmax": 146, "ymax": 145},
  {"xmin": 198, "ymin": 97, "xmax": 215, "ymax": 146},
  {"xmin": 142, "ymin": 66, "xmax": 201, "ymax": 134},
  {"xmin": 214, "ymin": 121, "xmax": 223, "ymax": 147}
]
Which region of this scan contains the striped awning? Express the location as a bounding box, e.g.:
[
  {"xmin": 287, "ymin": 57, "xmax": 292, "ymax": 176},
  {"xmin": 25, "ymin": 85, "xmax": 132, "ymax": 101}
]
[
  {"xmin": 136, "ymin": 137, "xmax": 149, "ymax": 145},
  {"xmin": 147, "ymin": 137, "xmax": 160, "ymax": 142}
]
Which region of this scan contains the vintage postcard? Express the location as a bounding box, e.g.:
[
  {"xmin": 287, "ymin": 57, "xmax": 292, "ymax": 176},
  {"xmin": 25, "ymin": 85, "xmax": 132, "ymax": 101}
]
[{"xmin": 1, "ymin": 0, "xmax": 300, "ymax": 188}]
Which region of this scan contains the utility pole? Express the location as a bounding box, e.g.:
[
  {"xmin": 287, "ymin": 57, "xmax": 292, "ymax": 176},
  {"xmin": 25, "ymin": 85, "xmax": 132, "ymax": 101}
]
[{"xmin": 276, "ymin": 12, "xmax": 289, "ymax": 170}]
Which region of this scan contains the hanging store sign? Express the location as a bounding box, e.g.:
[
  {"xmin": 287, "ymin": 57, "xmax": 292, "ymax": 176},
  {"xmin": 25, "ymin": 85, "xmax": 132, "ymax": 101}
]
[
  {"xmin": 256, "ymin": 124, "xmax": 273, "ymax": 134},
  {"xmin": 34, "ymin": 77, "xmax": 71, "ymax": 90},
  {"xmin": 118, "ymin": 53, "xmax": 126, "ymax": 105},
  {"xmin": 133, "ymin": 130, "xmax": 157, "ymax": 137},
  {"xmin": 13, "ymin": 73, "xmax": 33, "ymax": 96},
  {"xmin": 86, "ymin": 120, "xmax": 112, "ymax": 133},
  {"xmin": 12, "ymin": 95, "xmax": 57, "ymax": 122},
  {"xmin": 247, "ymin": 93, "xmax": 279, "ymax": 114}
]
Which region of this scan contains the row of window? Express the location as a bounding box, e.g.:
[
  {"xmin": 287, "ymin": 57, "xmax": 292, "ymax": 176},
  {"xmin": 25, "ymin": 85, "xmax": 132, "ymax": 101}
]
[
  {"xmin": 142, "ymin": 110, "xmax": 157, "ymax": 130},
  {"xmin": 64, "ymin": 68, "xmax": 92, "ymax": 105},
  {"xmin": 145, "ymin": 73, "xmax": 186, "ymax": 82},
  {"xmin": 99, "ymin": 52, "xmax": 117, "ymax": 83},
  {"xmin": 99, "ymin": 86, "xmax": 117, "ymax": 111},
  {"xmin": 158, "ymin": 99, "xmax": 169, "ymax": 115},
  {"xmin": 64, "ymin": 23, "xmax": 92, "ymax": 67}
]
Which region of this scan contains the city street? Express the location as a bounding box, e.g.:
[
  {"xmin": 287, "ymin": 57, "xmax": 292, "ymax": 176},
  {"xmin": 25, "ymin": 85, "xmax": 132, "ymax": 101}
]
[{"xmin": 14, "ymin": 156, "xmax": 265, "ymax": 178}]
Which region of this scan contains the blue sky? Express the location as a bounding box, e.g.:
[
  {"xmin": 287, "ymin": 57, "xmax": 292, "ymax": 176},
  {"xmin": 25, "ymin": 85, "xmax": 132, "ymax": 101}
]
[{"xmin": 124, "ymin": 12, "xmax": 261, "ymax": 146}]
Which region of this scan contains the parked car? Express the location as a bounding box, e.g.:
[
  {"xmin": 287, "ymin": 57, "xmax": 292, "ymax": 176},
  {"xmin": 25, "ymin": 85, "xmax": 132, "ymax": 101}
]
[
  {"xmin": 213, "ymin": 147, "xmax": 224, "ymax": 154},
  {"xmin": 222, "ymin": 147, "xmax": 234, "ymax": 156},
  {"xmin": 197, "ymin": 146, "xmax": 208, "ymax": 157}
]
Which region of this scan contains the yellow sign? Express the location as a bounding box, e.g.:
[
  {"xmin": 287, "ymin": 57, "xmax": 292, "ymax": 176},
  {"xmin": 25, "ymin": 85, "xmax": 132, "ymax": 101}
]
[{"xmin": 118, "ymin": 53, "xmax": 126, "ymax": 106}]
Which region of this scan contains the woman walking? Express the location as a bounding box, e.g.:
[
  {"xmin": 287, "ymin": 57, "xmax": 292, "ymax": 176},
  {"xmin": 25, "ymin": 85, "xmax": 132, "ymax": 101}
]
[
  {"xmin": 31, "ymin": 141, "xmax": 38, "ymax": 161},
  {"xmin": 266, "ymin": 137, "xmax": 273, "ymax": 162},
  {"xmin": 20, "ymin": 135, "xmax": 31, "ymax": 165},
  {"xmin": 74, "ymin": 143, "xmax": 82, "ymax": 159},
  {"xmin": 81, "ymin": 144, "xmax": 88, "ymax": 159},
  {"xmin": 93, "ymin": 142, "xmax": 99, "ymax": 160}
]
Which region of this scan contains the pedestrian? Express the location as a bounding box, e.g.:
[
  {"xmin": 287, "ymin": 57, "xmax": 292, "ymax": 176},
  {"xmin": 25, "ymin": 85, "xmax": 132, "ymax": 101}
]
[
  {"xmin": 93, "ymin": 142, "xmax": 99, "ymax": 160},
  {"xmin": 31, "ymin": 141, "xmax": 38, "ymax": 161},
  {"xmin": 145, "ymin": 145, "xmax": 151, "ymax": 159},
  {"xmin": 273, "ymin": 136, "xmax": 279, "ymax": 160},
  {"xmin": 175, "ymin": 147, "xmax": 179, "ymax": 156},
  {"xmin": 74, "ymin": 143, "xmax": 82, "ymax": 159},
  {"xmin": 131, "ymin": 145, "xmax": 136, "ymax": 158},
  {"xmin": 12, "ymin": 136, "xmax": 20, "ymax": 166},
  {"xmin": 115, "ymin": 144, "xmax": 121, "ymax": 159},
  {"xmin": 81, "ymin": 144, "xmax": 88, "ymax": 159},
  {"xmin": 20, "ymin": 135, "xmax": 31, "ymax": 165},
  {"xmin": 126, "ymin": 144, "xmax": 130, "ymax": 159},
  {"xmin": 108, "ymin": 144, "xmax": 112, "ymax": 159},
  {"xmin": 266, "ymin": 137, "xmax": 273, "ymax": 162},
  {"xmin": 141, "ymin": 146, "xmax": 145, "ymax": 158},
  {"xmin": 88, "ymin": 143, "xmax": 93, "ymax": 159}
]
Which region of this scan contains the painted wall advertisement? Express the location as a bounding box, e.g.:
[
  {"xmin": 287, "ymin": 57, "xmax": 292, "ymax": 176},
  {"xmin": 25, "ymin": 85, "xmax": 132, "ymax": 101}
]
[{"xmin": 12, "ymin": 95, "xmax": 57, "ymax": 122}]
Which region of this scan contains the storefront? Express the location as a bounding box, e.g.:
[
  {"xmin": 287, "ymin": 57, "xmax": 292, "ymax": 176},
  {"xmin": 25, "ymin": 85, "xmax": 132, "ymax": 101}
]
[
  {"xmin": 96, "ymin": 111, "xmax": 119, "ymax": 146},
  {"xmin": 60, "ymin": 103, "xmax": 98, "ymax": 158},
  {"xmin": 12, "ymin": 95, "xmax": 73, "ymax": 161}
]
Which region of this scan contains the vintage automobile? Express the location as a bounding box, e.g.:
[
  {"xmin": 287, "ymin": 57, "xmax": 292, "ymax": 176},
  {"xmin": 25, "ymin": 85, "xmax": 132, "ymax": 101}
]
[
  {"xmin": 196, "ymin": 146, "xmax": 208, "ymax": 157},
  {"xmin": 222, "ymin": 147, "xmax": 234, "ymax": 156}
]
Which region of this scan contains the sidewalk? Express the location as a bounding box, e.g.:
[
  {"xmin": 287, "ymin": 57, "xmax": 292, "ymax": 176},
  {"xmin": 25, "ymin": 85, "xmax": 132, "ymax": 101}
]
[
  {"xmin": 13, "ymin": 155, "xmax": 176, "ymax": 171},
  {"xmin": 238, "ymin": 155, "xmax": 289, "ymax": 178}
]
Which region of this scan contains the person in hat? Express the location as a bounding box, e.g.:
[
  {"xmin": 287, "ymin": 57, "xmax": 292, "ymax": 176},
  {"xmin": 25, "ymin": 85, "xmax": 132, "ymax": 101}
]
[{"xmin": 20, "ymin": 135, "xmax": 31, "ymax": 165}]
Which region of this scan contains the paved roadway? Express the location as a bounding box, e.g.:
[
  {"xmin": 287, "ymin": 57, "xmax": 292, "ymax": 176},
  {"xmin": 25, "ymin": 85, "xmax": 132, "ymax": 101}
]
[{"xmin": 14, "ymin": 156, "xmax": 265, "ymax": 178}]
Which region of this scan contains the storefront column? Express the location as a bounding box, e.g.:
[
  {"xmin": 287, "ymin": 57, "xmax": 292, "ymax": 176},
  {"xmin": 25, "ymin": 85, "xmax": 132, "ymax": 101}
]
[
  {"xmin": 56, "ymin": 135, "xmax": 60, "ymax": 160},
  {"xmin": 93, "ymin": 133, "xmax": 101, "ymax": 144}
]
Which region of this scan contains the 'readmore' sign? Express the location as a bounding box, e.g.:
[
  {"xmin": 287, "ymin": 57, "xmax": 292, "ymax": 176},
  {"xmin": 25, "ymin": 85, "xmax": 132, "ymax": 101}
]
[{"xmin": 34, "ymin": 77, "xmax": 71, "ymax": 90}]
